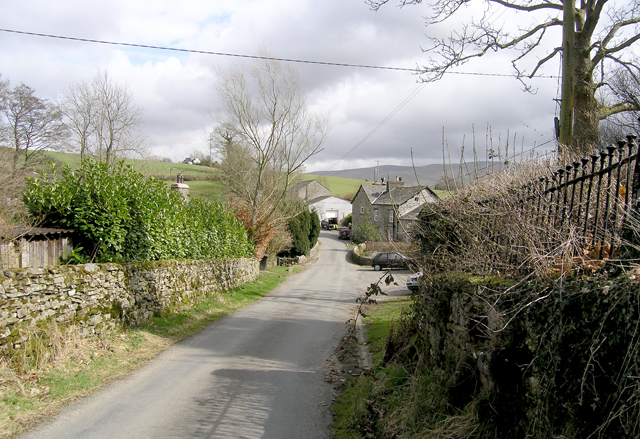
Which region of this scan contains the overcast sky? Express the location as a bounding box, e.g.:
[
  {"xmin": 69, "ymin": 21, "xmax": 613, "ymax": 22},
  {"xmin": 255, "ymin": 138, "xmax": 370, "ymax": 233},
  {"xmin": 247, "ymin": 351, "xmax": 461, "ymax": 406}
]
[{"xmin": 0, "ymin": 0, "xmax": 563, "ymax": 172}]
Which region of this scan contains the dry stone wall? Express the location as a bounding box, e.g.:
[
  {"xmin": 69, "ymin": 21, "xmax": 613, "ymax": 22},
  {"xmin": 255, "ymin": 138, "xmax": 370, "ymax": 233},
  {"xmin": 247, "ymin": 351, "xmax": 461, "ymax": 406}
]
[{"xmin": 0, "ymin": 258, "xmax": 258, "ymax": 347}]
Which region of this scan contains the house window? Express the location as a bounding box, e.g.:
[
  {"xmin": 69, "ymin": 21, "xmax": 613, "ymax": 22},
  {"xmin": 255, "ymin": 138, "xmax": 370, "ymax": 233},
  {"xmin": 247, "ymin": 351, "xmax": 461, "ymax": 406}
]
[
  {"xmin": 389, "ymin": 211, "xmax": 394, "ymax": 223},
  {"xmin": 374, "ymin": 209, "xmax": 378, "ymax": 222},
  {"xmin": 360, "ymin": 206, "xmax": 364, "ymax": 214}
]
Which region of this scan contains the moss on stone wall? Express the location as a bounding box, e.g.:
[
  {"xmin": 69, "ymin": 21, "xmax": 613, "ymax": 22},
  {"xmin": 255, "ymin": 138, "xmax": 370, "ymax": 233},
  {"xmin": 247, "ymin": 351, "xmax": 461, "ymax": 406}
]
[
  {"xmin": 0, "ymin": 258, "xmax": 259, "ymax": 349},
  {"xmin": 383, "ymin": 272, "xmax": 640, "ymax": 438}
]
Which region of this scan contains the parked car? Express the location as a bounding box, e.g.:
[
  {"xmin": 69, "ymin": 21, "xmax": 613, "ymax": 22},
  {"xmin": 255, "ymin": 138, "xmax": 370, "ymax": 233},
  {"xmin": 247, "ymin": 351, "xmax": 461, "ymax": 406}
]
[
  {"xmin": 406, "ymin": 271, "xmax": 423, "ymax": 292},
  {"xmin": 338, "ymin": 227, "xmax": 350, "ymax": 240},
  {"xmin": 371, "ymin": 251, "xmax": 417, "ymax": 271}
]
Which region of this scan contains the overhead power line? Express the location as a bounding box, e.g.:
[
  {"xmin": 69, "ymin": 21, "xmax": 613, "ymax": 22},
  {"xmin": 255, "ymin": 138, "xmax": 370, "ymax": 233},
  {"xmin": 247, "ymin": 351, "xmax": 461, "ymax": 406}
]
[
  {"xmin": 322, "ymin": 83, "xmax": 428, "ymax": 174},
  {"xmin": 0, "ymin": 28, "xmax": 417, "ymax": 72},
  {"xmin": 0, "ymin": 28, "xmax": 558, "ymax": 78}
]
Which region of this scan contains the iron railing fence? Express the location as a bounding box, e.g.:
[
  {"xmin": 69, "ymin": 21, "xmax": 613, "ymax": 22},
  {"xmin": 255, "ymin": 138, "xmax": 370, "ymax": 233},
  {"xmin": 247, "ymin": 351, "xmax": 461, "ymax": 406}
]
[{"xmin": 477, "ymin": 135, "xmax": 640, "ymax": 273}]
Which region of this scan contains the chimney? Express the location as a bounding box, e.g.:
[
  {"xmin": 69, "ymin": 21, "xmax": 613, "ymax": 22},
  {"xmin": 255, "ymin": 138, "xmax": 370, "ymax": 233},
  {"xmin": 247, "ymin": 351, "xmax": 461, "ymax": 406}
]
[
  {"xmin": 171, "ymin": 173, "xmax": 190, "ymax": 200},
  {"xmin": 387, "ymin": 175, "xmax": 405, "ymax": 192}
]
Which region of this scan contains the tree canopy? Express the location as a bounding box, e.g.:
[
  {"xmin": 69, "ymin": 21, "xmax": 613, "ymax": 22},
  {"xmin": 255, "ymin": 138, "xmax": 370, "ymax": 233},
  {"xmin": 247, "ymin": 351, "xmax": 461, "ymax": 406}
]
[
  {"xmin": 369, "ymin": 0, "xmax": 640, "ymax": 152},
  {"xmin": 213, "ymin": 56, "xmax": 328, "ymax": 257}
]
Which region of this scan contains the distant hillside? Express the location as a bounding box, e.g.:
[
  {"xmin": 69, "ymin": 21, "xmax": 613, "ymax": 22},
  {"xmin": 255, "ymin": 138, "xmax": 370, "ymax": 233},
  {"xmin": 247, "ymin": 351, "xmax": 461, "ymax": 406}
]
[
  {"xmin": 310, "ymin": 161, "xmax": 504, "ymax": 188},
  {"xmin": 41, "ymin": 152, "xmax": 369, "ymax": 202}
]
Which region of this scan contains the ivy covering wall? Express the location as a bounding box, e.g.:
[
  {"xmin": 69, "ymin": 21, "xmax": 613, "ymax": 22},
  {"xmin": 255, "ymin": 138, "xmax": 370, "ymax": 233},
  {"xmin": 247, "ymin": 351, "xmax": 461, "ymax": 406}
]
[{"xmin": 382, "ymin": 272, "xmax": 640, "ymax": 437}]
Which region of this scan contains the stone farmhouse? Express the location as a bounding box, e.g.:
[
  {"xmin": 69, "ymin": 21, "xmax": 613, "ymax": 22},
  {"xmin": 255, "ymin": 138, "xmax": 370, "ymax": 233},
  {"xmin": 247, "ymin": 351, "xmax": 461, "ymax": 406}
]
[
  {"xmin": 351, "ymin": 177, "xmax": 439, "ymax": 242},
  {"xmin": 291, "ymin": 180, "xmax": 352, "ymax": 223}
]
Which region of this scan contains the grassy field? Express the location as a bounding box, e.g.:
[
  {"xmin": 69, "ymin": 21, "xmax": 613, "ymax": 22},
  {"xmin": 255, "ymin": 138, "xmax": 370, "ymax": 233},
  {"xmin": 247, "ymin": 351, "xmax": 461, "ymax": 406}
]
[
  {"xmin": 44, "ymin": 151, "xmax": 220, "ymax": 178},
  {"xmin": 42, "ymin": 151, "xmax": 372, "ymax": 202},
  {"xmin": 44, "ymin": 151, "xmax": 228, "ymax": 202}
]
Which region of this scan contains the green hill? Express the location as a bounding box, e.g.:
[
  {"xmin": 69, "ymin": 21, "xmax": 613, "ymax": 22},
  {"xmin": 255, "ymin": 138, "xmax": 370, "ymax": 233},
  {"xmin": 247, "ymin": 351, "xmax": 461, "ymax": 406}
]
[
  {"xmin": 39, "ymin": 152, "xmax": 374, "ymax": 203},
  {"xmin": 44, "ymin": 151, "xmax": 227, "ymax": 202}
]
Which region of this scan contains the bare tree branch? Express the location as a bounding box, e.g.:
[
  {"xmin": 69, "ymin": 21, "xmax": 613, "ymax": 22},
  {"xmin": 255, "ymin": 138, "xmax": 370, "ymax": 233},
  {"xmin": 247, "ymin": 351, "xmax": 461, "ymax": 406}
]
[
  {"xmin": 1, "ymin": 81, "xmax": 67, "ymax": 174},
  {"xmin": 372, "ymin": 0, "xmax": 640, "ymax": 150},
  {"xmin": 214, "ymin": 55, "xmax": 328, "ymax": 257},
  {"xmin": 61, "ymin": 71, "xmax": 146, "ymax": 166}
]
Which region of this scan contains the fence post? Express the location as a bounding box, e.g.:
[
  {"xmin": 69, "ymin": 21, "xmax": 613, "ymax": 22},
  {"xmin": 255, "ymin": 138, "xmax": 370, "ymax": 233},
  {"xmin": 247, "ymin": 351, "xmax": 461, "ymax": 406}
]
[
  {"xmin": 629, "ymin": 135, "xmax": 640, "ymax": 205},
  {"xmin": 598, "ymin": 146, "xmax": 617, "ymax": 258},
  {"xmin": 620, "ymin": 135, "xmax": 640, "ymax": 253}
]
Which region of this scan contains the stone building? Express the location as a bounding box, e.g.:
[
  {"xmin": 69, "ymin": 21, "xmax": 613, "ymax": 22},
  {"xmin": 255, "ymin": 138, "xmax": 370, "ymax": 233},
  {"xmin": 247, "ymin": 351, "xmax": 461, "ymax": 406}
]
[
  {"xmin": 351, "ymin": 177, "xmax": 439, "ymax": 242},
  {"xmin": 292, "ymin": 180, "xmax": 352, "ymax": 222},
  {"xmin": 292, "ymin": 180, "xmax": 331, "ymax": 201}
]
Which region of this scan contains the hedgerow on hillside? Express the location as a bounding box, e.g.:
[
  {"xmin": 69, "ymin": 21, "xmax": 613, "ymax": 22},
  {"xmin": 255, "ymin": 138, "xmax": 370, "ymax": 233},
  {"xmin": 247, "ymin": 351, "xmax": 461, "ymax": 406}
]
[{"xmin": 23, "ymin": 159, "xmax": 253, "ymax": 263}]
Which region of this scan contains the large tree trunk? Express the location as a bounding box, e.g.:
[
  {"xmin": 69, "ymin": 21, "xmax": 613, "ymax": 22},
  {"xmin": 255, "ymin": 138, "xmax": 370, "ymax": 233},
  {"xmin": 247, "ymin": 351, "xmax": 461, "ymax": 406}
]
[{"xmin": 571, "ymin": 25, "xmax": 600, "ymax": 153}]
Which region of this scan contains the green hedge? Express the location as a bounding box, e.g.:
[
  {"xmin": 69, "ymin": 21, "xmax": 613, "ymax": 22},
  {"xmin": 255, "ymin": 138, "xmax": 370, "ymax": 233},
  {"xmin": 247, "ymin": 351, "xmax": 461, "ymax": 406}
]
[
  {"xmin": 352, "ymin": 220, "xmax": 382, "ymax": 244},
  {"xmin": 23, "ymin": 160, "xmax": 253, "ymax": 262},
  {"xmin": 280, "ymin": 206, "xmax": 320, "ymax": 258}
]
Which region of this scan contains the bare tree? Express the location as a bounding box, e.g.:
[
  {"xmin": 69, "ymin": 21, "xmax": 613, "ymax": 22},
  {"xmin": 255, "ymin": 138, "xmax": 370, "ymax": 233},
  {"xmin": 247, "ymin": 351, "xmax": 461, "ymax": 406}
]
[
  {"xmin": 61, "ymin": 71, "xmax": 146, "ymax": 166},
  {"xmin": 0, "ymin": 81, "xmax": 67, "ymax": 174},
  {"xmin": 214, "ymin": 56, "xmax": 328, "ymax": 257},
  {"xmin": 600, "ymin": 63, "xmax": 640, "ymax": 143},
  {"xmin": 369, "ymin": 0, "xmax": 640, "ymax": 153},
  {"xmin": 0, "ymin": 74, "xmax": 8, "ymax": 147}
]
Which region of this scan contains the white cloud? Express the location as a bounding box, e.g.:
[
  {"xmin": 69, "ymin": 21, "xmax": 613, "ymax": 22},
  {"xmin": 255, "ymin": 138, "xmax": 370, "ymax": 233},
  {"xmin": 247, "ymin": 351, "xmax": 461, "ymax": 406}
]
[{"xmin": 0, "ymin": 0, "xmax": 562, "ymax": 167}]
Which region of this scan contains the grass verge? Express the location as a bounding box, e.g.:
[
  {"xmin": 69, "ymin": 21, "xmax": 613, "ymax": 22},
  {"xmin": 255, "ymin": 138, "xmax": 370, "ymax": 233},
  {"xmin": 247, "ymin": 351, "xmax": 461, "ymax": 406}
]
[
  {"xmin": 331, "ymin": 296, "xmax": 413, "ymax": 439},
  {"xmin": 0, "ymin": 266, "xmax": 301, "ymax": 439}
]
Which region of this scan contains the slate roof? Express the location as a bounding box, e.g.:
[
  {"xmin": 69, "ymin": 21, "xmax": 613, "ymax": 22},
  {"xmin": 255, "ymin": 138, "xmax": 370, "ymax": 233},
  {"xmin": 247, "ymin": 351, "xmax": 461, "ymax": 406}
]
[
  {"xmin": 373, "ymin": 186, "xmax": 428, "ymax": 205},
  {"xmin": 402, "ymin": 205, "xmax": 425, "ymax": 221},
  {"xmin": 360, "ymin": 184, "xmax": 387, "ymax": 203},
  {"xmin": 307, "ymin": 195, "xmax": 332, "ymax": 204},
  {"xmin": 292, "ymin": 180, "xmax": 330, "ymax": 191},
  {"xmin": 308, "ymin": 195, "xmax": 352, "ymax": 204},
  {"xmin": 293, "ymin": 180, "xmax": 314, "ymax": 190}
]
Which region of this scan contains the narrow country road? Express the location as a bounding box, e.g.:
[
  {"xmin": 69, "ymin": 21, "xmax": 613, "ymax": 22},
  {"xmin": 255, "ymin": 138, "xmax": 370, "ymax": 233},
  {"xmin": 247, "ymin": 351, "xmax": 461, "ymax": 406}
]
[{"xmin": 20, "ymin": 231, "xmax": 413, "ymax": 439}]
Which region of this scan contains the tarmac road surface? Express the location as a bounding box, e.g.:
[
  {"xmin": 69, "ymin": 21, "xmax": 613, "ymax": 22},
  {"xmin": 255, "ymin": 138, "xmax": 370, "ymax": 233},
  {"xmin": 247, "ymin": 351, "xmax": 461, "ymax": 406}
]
[{"xmin": 20, "ymin": 231, "xmax": 413, "ymax": 439}]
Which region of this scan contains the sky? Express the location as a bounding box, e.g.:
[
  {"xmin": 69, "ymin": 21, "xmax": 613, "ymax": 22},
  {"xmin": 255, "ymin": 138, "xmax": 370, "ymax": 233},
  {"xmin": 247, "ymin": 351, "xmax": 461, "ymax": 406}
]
[{"xmin": 0, "ymin": 0, "xmax": 564, "ymax": 173}]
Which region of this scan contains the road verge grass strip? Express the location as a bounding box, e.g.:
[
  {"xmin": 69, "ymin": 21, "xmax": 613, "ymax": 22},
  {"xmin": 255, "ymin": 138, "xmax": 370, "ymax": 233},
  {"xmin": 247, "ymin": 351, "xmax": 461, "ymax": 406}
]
[
  {"xmin": 0, "ymin": 266, "xmax": 300, "ymax": 439},
  {"xmin": 332, "ymin": 297, "xmax": 412, "ymax": 439}
]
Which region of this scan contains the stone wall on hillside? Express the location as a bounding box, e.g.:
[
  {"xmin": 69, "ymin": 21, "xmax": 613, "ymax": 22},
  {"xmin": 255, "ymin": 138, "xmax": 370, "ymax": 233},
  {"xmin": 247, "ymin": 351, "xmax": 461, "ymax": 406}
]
[{"xmin": 0, "ymin": 258, "xmax": 258, "ymax": 347}]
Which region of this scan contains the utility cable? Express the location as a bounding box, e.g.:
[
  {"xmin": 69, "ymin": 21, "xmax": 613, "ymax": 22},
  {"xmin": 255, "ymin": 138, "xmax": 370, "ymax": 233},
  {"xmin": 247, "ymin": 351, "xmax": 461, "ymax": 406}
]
[
  {"xmin": 321, "ymin": 82, "xmax": 428, "ymax": 174},
  {"xmin": 0, "ymin": 28, "xmax": 559, "ymax": 78}
]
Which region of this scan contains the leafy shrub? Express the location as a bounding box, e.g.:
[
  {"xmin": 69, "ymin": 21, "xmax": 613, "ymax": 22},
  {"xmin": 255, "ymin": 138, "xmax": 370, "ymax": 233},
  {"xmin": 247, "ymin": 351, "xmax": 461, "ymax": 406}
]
[
  {"xmin": 279, "ymin": 205, "xmax": 320, "ymax": 257},
  {"xmin": 288, "ymin": 211, "xmax": 311, "ymax": 257},
  {"xmin": 341, "ymin": 213, "xmax": 352, "ymax": 227},
  {"xmin": 352, "ymin": 220, "xmax": 382, "ymax": 244},
  {"xmin": 309, "ymin": 210, "xmax": 320, "ymax": 248},
  {"xmin": 23, "ymin": 159, "xmax": 253, "ymax": 262}
]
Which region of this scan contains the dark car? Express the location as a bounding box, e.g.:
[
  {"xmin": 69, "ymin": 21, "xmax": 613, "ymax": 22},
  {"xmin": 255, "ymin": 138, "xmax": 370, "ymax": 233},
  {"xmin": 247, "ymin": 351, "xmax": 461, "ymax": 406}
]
[
  {"xmin": 338, "ymin": 227, "xmax": 350, "ymax": 240},
  {"xmin": 371, "ymin": 251, "xmax": 416, "ymax": 271}
]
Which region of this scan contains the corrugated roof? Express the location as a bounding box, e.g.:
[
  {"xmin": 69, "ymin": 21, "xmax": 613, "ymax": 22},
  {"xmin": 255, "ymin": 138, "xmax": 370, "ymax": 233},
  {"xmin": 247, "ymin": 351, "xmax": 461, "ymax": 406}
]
[{"xmin": 2, "ymin": 227, "xmax": 76, "ymax": 240}]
